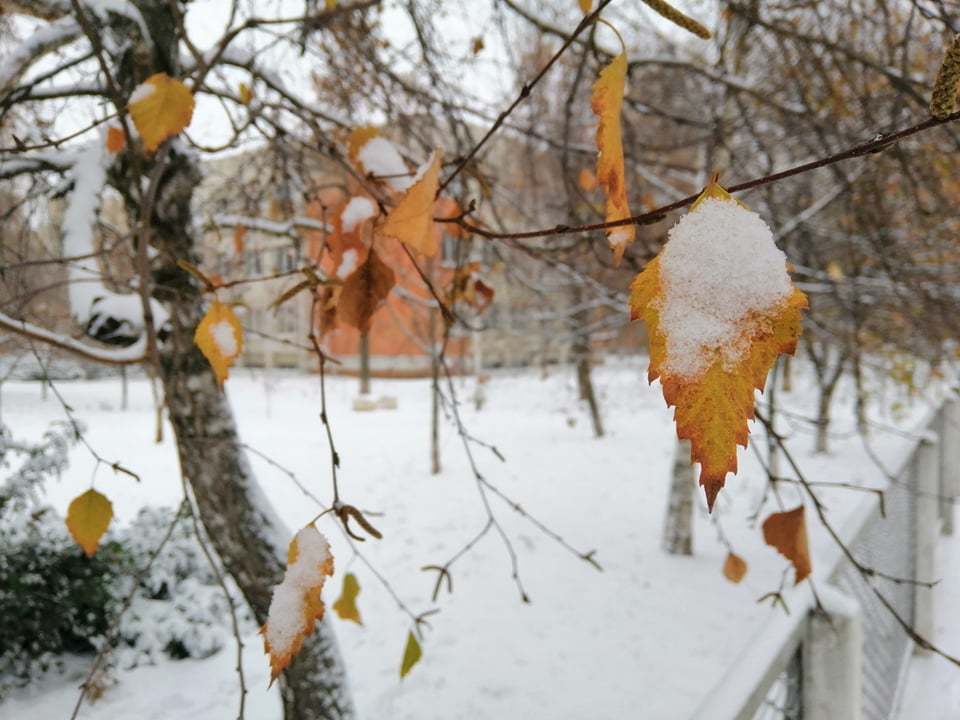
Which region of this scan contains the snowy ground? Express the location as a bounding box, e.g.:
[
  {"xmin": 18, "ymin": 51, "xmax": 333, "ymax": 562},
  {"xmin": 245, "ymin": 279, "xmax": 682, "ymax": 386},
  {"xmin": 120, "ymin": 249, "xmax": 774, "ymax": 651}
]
[{"xmin": 2, "ymin": 359, "xmax": 957, "ymax": 719}]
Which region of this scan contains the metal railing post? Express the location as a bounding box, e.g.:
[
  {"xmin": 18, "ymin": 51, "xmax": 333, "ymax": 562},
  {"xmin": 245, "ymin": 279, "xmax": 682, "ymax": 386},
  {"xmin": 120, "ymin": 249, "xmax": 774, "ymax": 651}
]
[
  {"xmin": 801, "ymin": 586, "xmax": 863, "ymax": 720},
  {"xmin": 914, "ymin": 437, "xmax": 940, "ymax": 649}
]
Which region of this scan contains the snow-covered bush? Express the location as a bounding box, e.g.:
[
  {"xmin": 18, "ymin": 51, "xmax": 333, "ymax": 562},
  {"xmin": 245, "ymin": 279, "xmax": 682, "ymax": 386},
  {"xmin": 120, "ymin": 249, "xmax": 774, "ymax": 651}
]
[{"xmin": 0, "ymin": 423, "xmax": 242, "ymax": 696}]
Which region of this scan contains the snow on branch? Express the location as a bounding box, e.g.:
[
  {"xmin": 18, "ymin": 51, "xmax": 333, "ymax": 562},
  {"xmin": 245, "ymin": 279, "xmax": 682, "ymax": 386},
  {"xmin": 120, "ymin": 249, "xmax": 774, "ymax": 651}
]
[
  {"xmin": 0, "ymin": 310, "xmax": 146, "ymax": 365},
  {"xmin": 61, "ymin": 133, "xmax": 168, "ymax": 344},
  {"xmin": 0, "ymin": 16, "xmax": 82, "ymax": 94},
  {"xmin": 213, "ymin": 213, "xmax": 330, "ymax": 237}
]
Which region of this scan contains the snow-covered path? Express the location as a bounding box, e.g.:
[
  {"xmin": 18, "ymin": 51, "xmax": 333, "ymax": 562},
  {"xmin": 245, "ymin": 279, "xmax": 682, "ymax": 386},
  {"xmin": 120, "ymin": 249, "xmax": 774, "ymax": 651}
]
[{"xmin": 2, "ymin": 362, "xmax": 953, "ymax": 719}]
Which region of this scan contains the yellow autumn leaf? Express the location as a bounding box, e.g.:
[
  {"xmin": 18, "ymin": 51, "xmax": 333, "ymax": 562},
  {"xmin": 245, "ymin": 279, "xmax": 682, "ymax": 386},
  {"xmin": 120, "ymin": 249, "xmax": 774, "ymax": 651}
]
[
  {"xmin": 338, "ymin": 248, "xmax": 396, "ymax": 332},
  {"xmin": 591, "ymin": 51, "xmax": 634, "ymax": 266},
  {"xmin": 332, "ymin": 572, "xmax": 362, "ymax": 625},
  {"xmin": 66, "ymin": 489, "xmax": 113, "ymax": 557},
  {"xmin": 629, "ymin": 179, "xmax": 807, "ymax": 510},
  {"xmin": 194, "ymin": 299, "xmax": 244, "ymax": 386},
  {"xmin": 579, "ymin": 0, "xmax": 592, "ymax": 12},
  {"xmin": 128, "ymin": 73, "xmax": 195, "ymax": 153},
  {"xmin": 261, "ymin": 525, "xmax": 335, "ymax": 682},
  {"xmin": 238, "ymin": 82, "xmax": 253, "ymax": 105},
  {"xmin": 400, "ymin": 631, "xmax": 422, "ymax": 679},
  {"xmin": 326, "ymin": 0, "xmax": 338, "ymax": 8},
  {"xmin": 378, "ymin": 150, "xmax": 443, "ymax": 257}
]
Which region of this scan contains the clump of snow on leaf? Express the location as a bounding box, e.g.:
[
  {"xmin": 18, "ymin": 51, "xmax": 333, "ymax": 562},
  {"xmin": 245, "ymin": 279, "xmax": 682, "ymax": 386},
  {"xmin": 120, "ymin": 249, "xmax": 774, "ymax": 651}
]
[
  {"xmin": 657, "ymin": 197, "xmax": 793, "ymax": 378},
  {"xmin": 341, "ymin": 196, "xmax": 376, "ymax": 232},
  {"xmin": 128, "ymin": 79, "xmax": 156, "ymax": 104},
  {"xmin": 210, "ymin": 319, "xmax": 238, "ymax": 358},
  {"xmin": 357, "ymin": 137, "xmax": 413, "ymax": 191},
  {"xmin": 262, "ymin": 524, "xmax": 334, "ymax": 680}
]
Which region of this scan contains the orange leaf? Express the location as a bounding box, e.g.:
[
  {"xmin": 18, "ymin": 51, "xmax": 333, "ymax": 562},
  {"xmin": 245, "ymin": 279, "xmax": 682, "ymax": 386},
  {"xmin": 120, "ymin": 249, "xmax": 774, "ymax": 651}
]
[
  {"xmin": 338, "ymin": 248, "xmax": 396, "ymax": 332},
  {"xmin": 579, "ymin": 0, "xmax": 593, "ymax": 12},
  {"xmin": 128, "ymin": 73, "xmax": 195, "ymax": 153},
  {"xmin": 378, "ymin": 150, "xmax": 443, "ymax": 257},
  {"xmin": 261, "ymin": 525, "xmax": 335, "ymax": 682},
  {"xmin": 722, "ymin": 552, "xmax": 748, "ymax": 583},
  {"xmin": 66, "ymin": 489, "xmax": 113, "ymax": 557},
  {"xmin": 105, "ymin": 126, "xmax": 125, "ymax": 154},
  {"xmin": 233, "ymin": 225, "xmax": 247, "ymax": 255},
  {"xmin": 194, "ymin": 299, "xmax": 244, "ymax": 386},
  {"xmin": 591, "ymin": 51, "xmax": 634, "ymax": 265},
  {"xmin": 629, "ymin": 180, "xmax": 807, "ymax": 510},
  {"xmin": 762, "ymin": 506, "xmax": 812, "ymax": 584},
  {"xmin": 578, "ymin": 167, "xmax": 597, "ymax": 193}
]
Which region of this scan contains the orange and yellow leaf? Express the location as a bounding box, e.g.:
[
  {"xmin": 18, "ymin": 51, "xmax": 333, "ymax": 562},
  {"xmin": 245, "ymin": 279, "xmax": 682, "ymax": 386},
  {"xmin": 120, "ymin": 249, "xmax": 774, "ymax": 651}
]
[
  {"xmin": 722, "ymin": 552, "xmax": 748, "ymax": 583},
  {"xmin": 762, "ymin": 506, "xmax": 812, "ymax": 584},
  {"xmin": 194, "ymin": 299, "xmax": 244, "ymax": 386},
  {"xmin": 629, "ymin": 181, "xmax": 807, "ymax": 510},
  {"xmin": 105, "ymin": 126, "xmax": 126, "ymax": 154},
  {"xmin": 261, "ymin": 525, "xmax": 335, "ymax": 682},
  {"xmin": 591, "ymin": 51, "xmax": 634, "ymax": 265},
  {"xmin": 128, "ymin": 73, "xmax": 195, "ymax": 153},
  {"xmin": 378, "ymin": 151, "xmax": 443, "ymax": 257},
  {"xmin": 66, "ymin": 489, "xmax": 113, "ymax": 557}
]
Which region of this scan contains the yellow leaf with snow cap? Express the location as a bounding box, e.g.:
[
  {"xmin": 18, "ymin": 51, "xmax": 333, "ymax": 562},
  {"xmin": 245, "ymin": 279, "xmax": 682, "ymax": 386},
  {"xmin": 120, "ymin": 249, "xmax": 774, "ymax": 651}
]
[
  {"xmin": 194, "ymin": 300, "xmax": 243, "ymax": 386},
  {"xmin": 128, "ymin": 73, "xmax": 195, "ymax": 153},
  {"xmin": 629, "ymin": 178, "xmax": 806, "ymax": 510}
]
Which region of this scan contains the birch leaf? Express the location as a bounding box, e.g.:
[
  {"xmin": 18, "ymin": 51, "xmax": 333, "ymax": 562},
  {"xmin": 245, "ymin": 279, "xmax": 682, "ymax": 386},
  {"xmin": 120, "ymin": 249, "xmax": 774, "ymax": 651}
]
[
  {"xmin": 238, "ymin": 82, "xmax": 253, "ymax": 105},
  {"xmin": 128, "ymin": 73, "xmax": 195, "ymax": 153},
  {"xmin": 379, "ymin": 151, "xmax": 443, "ymax": 257},
  {"xmin": 261, "ymin": 525, "xmax": 335, "ymax": 682},
  {"xmin": 194, "ymin": 300, "xmax": 244, "ymax": 386},
  {"xmin": 762, "ymin": 506, "xmax": 812, "ymax": 584},
  {"xmin": 629, "ymin": 179, "xmax": 807, "ymax": 510},
  {"xmin": 591, "ymin": 51, "xmax": 634, "ymax": 265},
  {"xmin": 400, "ymin": 631, "xmax": 422, "ymax": 679},
  {"xmin": 338, "ymin": 248, "xmax": 396, "ymax": 332},
  {"xmin": 105, "ymin": 126, "xmax": 125, "ymax": 154},
  {"xmin": 579, "ymin": 0, "xmax": 592, "ymax": 12},
  {"xmin": 66, "ymin": 489, "xmax": 113, "ymax": 557},
  {"xmin": 332, "ymin": 572, "xmax": 362, "ymax": 625},
  {"xmin": 722, "ymin": 552, "xmax": 748, "ymax": 583}
]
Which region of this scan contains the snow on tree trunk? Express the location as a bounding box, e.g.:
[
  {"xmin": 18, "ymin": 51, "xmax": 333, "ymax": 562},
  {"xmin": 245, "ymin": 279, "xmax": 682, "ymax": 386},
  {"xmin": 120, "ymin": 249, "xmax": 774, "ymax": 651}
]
[{"xmin": 662, "ymin": 438, "xmax": 694, "ymax": 556}]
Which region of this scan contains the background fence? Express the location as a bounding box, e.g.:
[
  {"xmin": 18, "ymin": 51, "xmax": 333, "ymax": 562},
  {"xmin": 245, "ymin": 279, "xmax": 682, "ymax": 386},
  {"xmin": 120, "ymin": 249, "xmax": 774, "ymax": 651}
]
[{"xmin": 698, "ymin": 399, "xmax": 958, "ymax": 720}]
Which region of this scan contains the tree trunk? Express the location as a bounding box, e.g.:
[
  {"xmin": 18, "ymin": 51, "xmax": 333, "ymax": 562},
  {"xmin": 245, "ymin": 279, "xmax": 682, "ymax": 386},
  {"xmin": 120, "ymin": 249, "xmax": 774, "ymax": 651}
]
[
  {"xmin": 429, "ymin": 307, "xmax": 441, "ymax": 474},
  {"xmin": 662, "ymin": 439, "xmax": 694, "ymax": 555},
  {"xmin": 570, "ymin": 286, "xmax": 603, "ymax": 438},
  {"xmin": 150, "ymin": 149, "xmax": 353, "ymax": 719},
  {"xmin": 358, "ymin": 331, "xmax": 370, "ymax": 396}
]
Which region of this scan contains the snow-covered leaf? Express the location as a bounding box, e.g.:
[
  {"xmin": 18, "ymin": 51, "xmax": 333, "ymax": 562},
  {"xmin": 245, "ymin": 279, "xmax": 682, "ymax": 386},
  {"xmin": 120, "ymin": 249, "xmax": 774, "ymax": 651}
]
[
  {"xmin": 129, "ymin": 73, "xmax": 195, "ymax": 153},
  {"xmin": 629, "ymin": 178, "xmax": 807, "ymax": 510},
  {"xmin": 194, "ymin": 300, "xmax": 243, "ymax": 386},
  {"xmin": 261, "ymin": 525, "xmax": 335, "ymax": 682},
  {"xmin": 66, "ymin": 488, "xmax": 113, "ymax": 557}
]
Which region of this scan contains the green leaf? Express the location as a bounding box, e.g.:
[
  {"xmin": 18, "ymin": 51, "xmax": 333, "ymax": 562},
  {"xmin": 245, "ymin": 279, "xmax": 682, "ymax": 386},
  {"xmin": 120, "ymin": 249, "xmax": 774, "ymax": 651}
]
[{"xmin": 400, "ymin": 631, "xmax": 422, "ymax": 679}]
